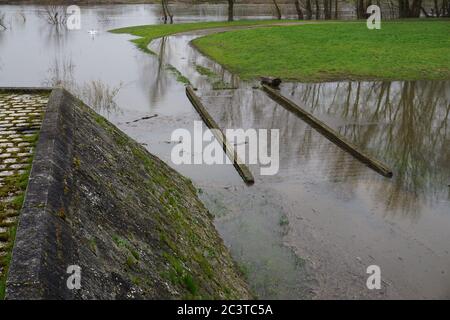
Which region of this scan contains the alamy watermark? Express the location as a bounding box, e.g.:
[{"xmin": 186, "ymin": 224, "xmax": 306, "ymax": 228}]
[
  {"xmin": 366, "ymin": 265, "xmax": 381, "ymax": 290},
  {"xmin": 171, "ymin": 121, "xmax": 280, "ymax": 176},
  {"xmin": 66, "ymin": 264, "xmax": 81, "ymax": 290},
  {"xmin": 367, "ymin": 5, "xmax": 381, "ymax": 30},
  {"xmin": 66, "ymin": 5, "xmax": 81, "ymax": 30}
]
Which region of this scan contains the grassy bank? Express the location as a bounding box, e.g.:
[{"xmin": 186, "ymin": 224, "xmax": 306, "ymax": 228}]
[
  {"xmin": 0, "ymin": 92, "xmax": 47, "ymax": 300},
  {"xmin": 191, "ymin": 20, "xmax": 450, "ymax": 81},
  {"xmin": 110, "ymin": 20, "xmax": 301, "ymax": 53}
]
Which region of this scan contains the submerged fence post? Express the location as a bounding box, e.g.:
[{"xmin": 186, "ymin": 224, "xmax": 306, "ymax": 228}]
[
  {"xmin": 262, "ymin": 84, "xmax": 393, "ymax": 178},
  {"xmin": 185, "ymin": 86, "xmax": 255, "ymax": 185}
]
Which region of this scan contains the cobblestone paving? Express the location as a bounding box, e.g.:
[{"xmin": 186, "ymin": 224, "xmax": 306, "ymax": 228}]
[{"xmin": 0, "ymin": 92, "xmax": 48, "ymax": 297}]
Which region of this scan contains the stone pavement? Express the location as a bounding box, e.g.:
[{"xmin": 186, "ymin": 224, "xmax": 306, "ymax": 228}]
[{"xmin": 0, "ymin": 91, "xmax": 48, "ymax": 294}]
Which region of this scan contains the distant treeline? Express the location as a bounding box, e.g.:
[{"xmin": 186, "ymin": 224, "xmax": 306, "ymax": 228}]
[{"xmin": 0, "ymin": 0, "xmax": 448, "ymax": 19}]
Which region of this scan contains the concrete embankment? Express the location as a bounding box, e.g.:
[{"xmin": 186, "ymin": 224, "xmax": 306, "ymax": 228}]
[{"xmin": 5, "ymin": 88, "xmax": 250, "ymax": 299}]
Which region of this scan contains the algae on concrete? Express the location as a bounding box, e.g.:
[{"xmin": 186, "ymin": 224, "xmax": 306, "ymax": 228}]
[{"xmin": 5, "ymin": 89, "xmax": 251, "ymax": 300}]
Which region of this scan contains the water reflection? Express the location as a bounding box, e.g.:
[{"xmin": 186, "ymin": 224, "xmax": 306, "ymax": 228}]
[
  {"xmin": 149, "ymin": 34, "xmax": 240, "ymax": 93},
  {"xmin": 193, "ymin": 77, "xmax": 450, "ymax": 298},
  {"xmin": 1, "ymin": 3, "xmax": 449, "ymax": 299},
  {"xmin": 42, "ymin": 56, "xmax": 122, "ymax": 116},
  {"xmin": 282, "ymin": 81, "xmax": 450, "ymax": 197},
  {"xmin": 80, "ymin": 80, "xmax": 123, "ymax": 116},
  {"xmin": 199, "ymin": 80, "xmax": 449, "ymax": 216},
  {"xmin": 42, "ymin": 56, "xmax": 75, "ymax": 88},
  {"xmin": 36, "ymin": 5, "xmax": 68, "ymax": 26},
  {"xmin": 151, "ymin": 32, "xmax": 449, "ymax": 217}
]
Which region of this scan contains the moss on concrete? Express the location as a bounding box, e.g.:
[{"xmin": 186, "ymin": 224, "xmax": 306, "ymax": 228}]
[{"xmin": 6, "ymin": 89, "xmax": 250, "ymax": 300}]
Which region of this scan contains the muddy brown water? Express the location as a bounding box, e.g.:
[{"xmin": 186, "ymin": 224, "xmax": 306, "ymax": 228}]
[
  {"xmin": 151, "ymin": 33, "xmax": 450, "ymax": 299},
  {"xmin": 1, "ymin": 4, "xmax": 449, "ymax": 299}
]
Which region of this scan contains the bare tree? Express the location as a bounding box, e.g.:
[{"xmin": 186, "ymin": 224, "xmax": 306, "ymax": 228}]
[
  {"xmin": 161, "ymin": 0, "xmax": 173, "ymax": 24},
  {"xmin": 81, "ymin": 80, "xmax": 123, "ymax": 115},
  {"xmin": 161, "ymin": 1, "xmax": 167, "ymax": 23},
  {"xmin": 386, "ymin": 0, "xmax": 399, "ymax": 18},
  {"xmin": 398, "ymin": 0, "xmax": 422, "ymax": 18},
  {"xmin": 432, "ymin": 0, "xmax": 440, "ymax": 16},
  {"xmin": 294, "ymin": 0, "xmax": 304, "ymax": 19},
  {"xmin": 334, "ymin": 0, "xmax": 339, "ymax": 19},
  {"xmin": 315, "ymin": 0, "xmax": 321, "ymax": 19},
  {"xmin": 38, "ymin": 5, "xmax": 67, "ymax": 25},
  {"xmin": 324, "ymin": 0, "xmax": 332, "ymax": 19},
  {"xmin": 355, "ymin": 0, "xmax": 363, "ymax": 18},
  {"xmin": 227, "ymin": 0, "xmax": 235, "ymax": 21},
  {"xmin": 0, "ymin": 12, "xmax": 6, "ymax": 30},
  {"xmin": 304, "ymin": 0, "xmax": 313, "ymax": 19},
  {"xmin": 272, "ymin": 0, "xmax": 282, "ymax": 19},
  {"xmin": 443, "ymin": 0, "xmax": 450, "ymax": 16}
]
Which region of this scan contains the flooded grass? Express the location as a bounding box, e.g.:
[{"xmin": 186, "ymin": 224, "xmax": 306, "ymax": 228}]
[
  {"xmin": 1, "ymin": 4, "xmax": 449, "ymax": 299},
  {"xmin": 166, "ymin": 64, "xmax": 191, "ymax": 85},
  {"xmin": 110, "ymin": 19, "xmax": 302, "ymax": 54},
  {"xmin": 195, "ymin": 64, "xmax": 234, "ymax": 90},
  {"xmin": 141, "ymin": 28, "xmax": 450, "ymax": 298},
  {"xmin": 192, "ymin": 20, "xmax": 450, "ymax": 81}
]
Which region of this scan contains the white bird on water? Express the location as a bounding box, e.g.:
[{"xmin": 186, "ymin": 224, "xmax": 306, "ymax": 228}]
[{"xmin": 88, "ymin": 30, "xmax": 98, "ymax": 38}]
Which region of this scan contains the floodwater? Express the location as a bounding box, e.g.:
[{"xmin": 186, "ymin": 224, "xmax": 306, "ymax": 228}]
[
  {"xmin": 1, "ymin": 4, "xmax": 449, "ymax": 299},
  {"xmin": 152, "ymin": 32, "xmax": 450, "ymax": 299}
]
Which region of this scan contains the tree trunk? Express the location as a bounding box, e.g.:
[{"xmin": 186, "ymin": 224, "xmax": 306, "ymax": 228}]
[
  {"xmin": 398, "ymin": 0, "xmax": 422, "ymax": 17},
  {"xmin": 398, "ymin": 0, "xmax": 410, "ymax": 17},
  {"xmin": 432, "ymin": 0, "xmax": 439, "ymax": 16},
  {"xmin": 272, "ymin": 0, "xmax": 282, "ymax": 19},
  {"xmin": 164, "ymin": 0, "xmax": 174, "ymax": 24},
  {"xmin": 315, "ymin": 0, "xmax": 321, "ymax": 19},
  {"xmin": 334, "ymin": 0, "xmax": 338, "ymax": 19},
  {"xmin": 161, "ymin": 0, "xmax": 168, "ymax": 24},
  {"xmin": 410, "ymin": 0, "xmax": 422, "ymax": 16},
  {"xmin": 444, "ymin": 0, "xmax": 450, "ymax": 16},
  {"xmin": 356, "ymin": 0, "xmax": 365, "ymax": 19},
  {"xmin": 228, "ymin": 0, "xmax": 234, "ymax": 21},
  {"xmin": 305, "ymin": 0, "xmax": 313, "ymax": 19},
  {"xmin": 295, "ymin": 0, "xmax": 304, "ymax": 19},
  {"xmin": 420, "ymin": 6, "xmax": 430, "ymax": 16},
  {"xmin": 324, "ymin": 0, "xmax": 332, "ymax": 19},
  {"xmin": 0, "ymin": 13, "xmax": 6, "ymax": 30}
]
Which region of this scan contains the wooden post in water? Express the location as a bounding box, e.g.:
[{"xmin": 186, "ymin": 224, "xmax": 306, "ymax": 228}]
[
  {"xmin": 262, "ymin": 84, "xmax": 393, "ymax": 178},
  {"xmin": 185, "ymin": 86, "xmax": 255, "ymax": 185}
]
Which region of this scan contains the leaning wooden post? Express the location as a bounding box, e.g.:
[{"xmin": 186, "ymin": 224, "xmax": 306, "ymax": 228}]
[
  {"xmin": 185, "ymin": 86, "xmax": 255, "ymax": 185},
  {"xmin": 262, "ymin": 84, "xmax": 393, "ymax": 178}
]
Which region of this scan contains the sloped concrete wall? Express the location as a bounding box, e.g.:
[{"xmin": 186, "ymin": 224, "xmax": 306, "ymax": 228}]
[{"xmin": 6, "ymin": 88, "xmax": 250, "ymax": 300}]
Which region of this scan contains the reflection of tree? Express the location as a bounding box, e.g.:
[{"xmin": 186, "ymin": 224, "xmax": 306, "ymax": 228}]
[
  {"xmin": 205, "ymin": 80, "xmax": 449, "ymax": 216},
  {"xmin": 148, "ymin": 36, "xmax": 171, "ymax": 103},
  {"xmin": 95, "ymin": 8, "xmax": 114, "ymax": 25},
  {"xmin": 42, "ymin": 56, "xmax": 76, "ymax": 88},
  {"xmin": 42, "ymin": 57, "xmax": 122, "ymax": 117},
  {"xmin": 0, "ymin": 11, "xmax": 7, "ymax": 30},
  {"xmin": 161, "ymin": 0, "xmax": 174, "ymax": 24},
  {"xmin": 80, "ymin": 80, "xmax": 123, "ymax": 117},
  {"xmin": 142, "ymin": 34, "xmax": 447, "ymax": 217},
  {"xmin": 37, "ymin": 5, "xmax": 68, "ymax": 26},
  {"xmin": 283, "ymin": 80, "xmax": 450, "ymax": 213}
]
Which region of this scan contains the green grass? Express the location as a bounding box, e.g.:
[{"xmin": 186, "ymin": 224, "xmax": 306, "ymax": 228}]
[
  {"xmin": 192, "ymin": 20, "xmax": 450, "ymax": 81},
  {"xmin": 195, "ymin": 64, "xmax": 217, "ymax": 78},
  {"xmin": 0, "ymin": 226, "xmax": 16, "ymax": 300},
  {"xmin": 195, "ymin": 64, "xmax": 235, "ymax": 90},
  {"xmin": 166, "ymin": 64, "xmax": 191, "ymax": 85},
  {"xmin": 110, "ymin": 20, "xmax": 301, "ymax": 54},
  {"xmin": 0, "ymin": 162, "xmax": 34, "ymax": 300}
]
